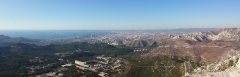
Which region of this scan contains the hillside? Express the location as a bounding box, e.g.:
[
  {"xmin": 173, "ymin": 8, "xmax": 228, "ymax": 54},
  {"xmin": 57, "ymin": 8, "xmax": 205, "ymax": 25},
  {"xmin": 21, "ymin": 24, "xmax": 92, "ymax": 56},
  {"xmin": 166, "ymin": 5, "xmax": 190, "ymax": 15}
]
[
  {"xmin": 0, "ymin": 35, "xmax": 40, "ymax": 46},
  {"xmin": 143, "ymin": 40, "xmax": 240, "ymax": 64},
  {"xmin": 123, "ymin": 27, "xmax": 240, "ymax": 47},
  {"xmin": 121, "ymin": 27, "xmax": 240, "ymax": 77},
  {"xmin": 0, "ymin": 42, "xmax": 133, "ymax": 77},
  {"xmin": 1, "ymin": 27, "xmax": 240, "ymax": 77},
  {"xmin": 135, "ymin": 27, "xmax": 240, "ymax": 65}
]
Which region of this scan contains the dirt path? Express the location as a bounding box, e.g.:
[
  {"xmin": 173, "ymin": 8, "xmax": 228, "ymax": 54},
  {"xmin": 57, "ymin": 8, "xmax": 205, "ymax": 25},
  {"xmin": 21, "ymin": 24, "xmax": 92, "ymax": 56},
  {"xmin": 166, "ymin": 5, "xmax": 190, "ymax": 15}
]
[
  {"xmin": 169, "ymin": 66, "xmax": 176, "ymax": 77},
  {"xmin": 200, "ymin": 56, "xmax": 208, "ymax": 63},
  {"xmin": 184, "ymin": 62, "xmax": 187, "ymax": 74}
]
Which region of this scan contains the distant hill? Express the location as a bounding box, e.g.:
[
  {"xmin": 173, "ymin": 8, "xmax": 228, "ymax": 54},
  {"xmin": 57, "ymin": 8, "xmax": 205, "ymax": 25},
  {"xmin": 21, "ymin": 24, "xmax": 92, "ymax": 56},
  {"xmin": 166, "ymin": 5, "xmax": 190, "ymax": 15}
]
[
  {"xmin": 123, "ymin": 27, "xmax": 240, "ymax": 47},
  {"xmin": 122, "ymin": 28, "xmax": 220, "ymax": 47},
  {"xmin": 0, "ymin": 35, "xmax": 40, "ymax": 46},
  {"xmin": 0, "ymin": 28, "xmax": 219, "ymax": 47},
  {"xmin": 127, "ymin": 27, "xmax": 240, "ymax": 64},
  {"xmin": 0, "ymin": 35, "xmax": 11, "ymax": 42},
  {"xmin": 162, "ymin": 28, "xmax": 219, "ymax": 33}
]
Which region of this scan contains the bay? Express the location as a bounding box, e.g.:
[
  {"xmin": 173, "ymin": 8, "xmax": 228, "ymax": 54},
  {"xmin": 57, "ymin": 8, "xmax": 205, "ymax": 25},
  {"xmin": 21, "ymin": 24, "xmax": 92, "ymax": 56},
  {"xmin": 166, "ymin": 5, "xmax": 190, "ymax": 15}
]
[{"xmin": 0, "ymin": 30, "xmax": 117, "ymax": 39}]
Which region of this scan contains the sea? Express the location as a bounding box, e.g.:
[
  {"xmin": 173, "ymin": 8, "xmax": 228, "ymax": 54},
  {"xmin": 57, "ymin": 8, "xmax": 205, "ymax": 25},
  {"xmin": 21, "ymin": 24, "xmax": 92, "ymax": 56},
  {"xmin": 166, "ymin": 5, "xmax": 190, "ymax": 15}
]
[{"xmin": 0, "ymin": 30, "xmax": 117, "ymax": 39}]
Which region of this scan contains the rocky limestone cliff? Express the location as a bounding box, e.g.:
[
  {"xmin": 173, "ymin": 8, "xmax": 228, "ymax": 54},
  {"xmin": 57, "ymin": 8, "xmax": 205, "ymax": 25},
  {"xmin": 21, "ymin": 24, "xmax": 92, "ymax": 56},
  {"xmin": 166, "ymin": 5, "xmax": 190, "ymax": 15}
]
[{"xmin": 185, "ymin": 49, "xmax": 240, "ymax": 77}]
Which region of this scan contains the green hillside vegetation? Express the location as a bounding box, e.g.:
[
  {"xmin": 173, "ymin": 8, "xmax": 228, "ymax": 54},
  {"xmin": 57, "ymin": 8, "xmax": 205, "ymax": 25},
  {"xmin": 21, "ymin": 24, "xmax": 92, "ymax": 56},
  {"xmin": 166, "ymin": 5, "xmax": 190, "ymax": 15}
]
[
  {"xmin": 0, "ymin": 42, "xmax": 133, "ymax": 77},
  {"xmin": 119, "ymin": 53, "xmax": 201, "ymax": 77},
  {"xmin": 61, "ymin": 66, "xmax": 100, "ymax": 77},
  {"xmin": 0, "ymin": 42, "xmax": 202, "ymax": 77}
]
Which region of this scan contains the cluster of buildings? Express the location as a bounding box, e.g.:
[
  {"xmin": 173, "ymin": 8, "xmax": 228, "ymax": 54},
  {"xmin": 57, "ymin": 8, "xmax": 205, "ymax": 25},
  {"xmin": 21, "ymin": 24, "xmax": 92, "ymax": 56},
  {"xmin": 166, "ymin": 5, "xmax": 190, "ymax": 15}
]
[
  {"xmin": 96, "ymin": 55, "xmax": 111, "ymax": 61},
  {"xmin": 27, "ymin": 65, "xmax": 42, "ymax": 72},
  {"xmin": 37, "ymin": 68, "xmax": 68, "ymax": 77},
  {"xmin": 55, "ymin": 53, "xmax": 70, "ymax": 57},
  {"xmin": 74, "ymin": 55, "xmax": 123, "ymax": 77},
  {"xmin": 75, "ymin": 48, "xmax": 82, "ymax": 52},
  {"xmin": 134, "ymin": 49, "xmax": 147, "ymax": 52},
  {"xmin": 28, "ymin": 52, "xmax": 122, "ymax": 77},
  {"xmin": 27, "ymin": 63, "xmax": 57, "ymax": 72},
  {"xmin": 61, "ymin": 64, "xmax": 73, "ymax": 67},
  {"xmin": 28, "ymin": 54, "xmax": 70, "ymax": 76},
  {"xmin": 29, "ymin": 57, "xmax": 44, "ymax": 63},
  {"xmin": 43, "ymin": 68, "xmax": 68, "ymax": 77},
  {"xmin": 75, "ymin": 60, "xmax": 93, "ymax": 68},
  {"xmin": 43, "ymin": 63, "xmax": 57, "ymax": 68}
]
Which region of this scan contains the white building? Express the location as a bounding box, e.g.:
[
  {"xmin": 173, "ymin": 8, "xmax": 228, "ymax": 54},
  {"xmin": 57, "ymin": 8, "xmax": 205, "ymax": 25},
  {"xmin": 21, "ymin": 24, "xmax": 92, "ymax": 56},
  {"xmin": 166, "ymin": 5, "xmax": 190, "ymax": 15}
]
[
  {"xmin": 98, "ymin": 72, "xmax": 108, "ymax": 77},
  {"xmin": 75, "ymin": 60, "xmax": 87, "ymax": 66}
]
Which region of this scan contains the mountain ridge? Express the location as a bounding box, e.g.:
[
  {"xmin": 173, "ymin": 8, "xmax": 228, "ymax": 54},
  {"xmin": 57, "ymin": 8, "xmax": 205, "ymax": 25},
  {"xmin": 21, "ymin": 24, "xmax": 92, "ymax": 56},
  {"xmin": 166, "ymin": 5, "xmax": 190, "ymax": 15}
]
[
  {"xmin": 135, "ymin": 27, "xmax": 240, "ymax": 65},
  {"xmin": 123, "ymin": 27, "xmax": 240, "ymax": 47}
]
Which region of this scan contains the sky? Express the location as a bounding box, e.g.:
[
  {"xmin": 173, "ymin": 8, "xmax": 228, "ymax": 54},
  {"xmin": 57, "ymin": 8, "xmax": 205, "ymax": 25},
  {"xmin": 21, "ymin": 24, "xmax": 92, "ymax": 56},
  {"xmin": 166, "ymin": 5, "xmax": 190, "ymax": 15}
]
[{"xmin": 0, "ymin": 0, "xmax": 240, "ymax": 30}]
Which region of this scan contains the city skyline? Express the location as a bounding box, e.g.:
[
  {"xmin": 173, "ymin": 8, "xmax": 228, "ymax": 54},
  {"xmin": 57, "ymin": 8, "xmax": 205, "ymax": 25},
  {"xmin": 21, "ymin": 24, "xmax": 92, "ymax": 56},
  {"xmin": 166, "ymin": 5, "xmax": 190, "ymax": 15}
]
[{"xmin": 0, "ymin": 0, "xmax": 240, "ymax": 30}]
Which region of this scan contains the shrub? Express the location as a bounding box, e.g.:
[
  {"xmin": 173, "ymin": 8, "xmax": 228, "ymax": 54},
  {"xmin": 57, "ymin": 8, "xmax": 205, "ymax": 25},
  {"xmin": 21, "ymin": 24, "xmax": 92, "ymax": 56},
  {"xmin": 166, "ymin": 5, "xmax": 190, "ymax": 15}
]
[
  {"xmin": 228, "ymin": 60, "xmax": 234, "ymax": 66},
  {"xmin": 235, "ymin": 58, "xmax": 239, "ymax": 63}
]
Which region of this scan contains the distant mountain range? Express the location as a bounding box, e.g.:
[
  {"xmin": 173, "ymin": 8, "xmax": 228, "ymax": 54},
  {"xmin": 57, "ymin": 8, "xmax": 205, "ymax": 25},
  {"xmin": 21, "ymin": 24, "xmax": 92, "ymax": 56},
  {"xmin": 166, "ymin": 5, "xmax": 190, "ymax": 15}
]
[
  {"xmin": 2, "ymin": 27, "xmax": 235, "ymax": 64},
  {"xmin": 0, "ymin": 35, "xmax": 40, "ymax": 46},
  {"xmin": 129, "ymin": 27, "xmax": 240, "ymax": 64},
  {"xmin": 123, "ymin": 27, "xmax": 240, "ymax": 47},
  {"xmin": 161, "ymin": 28, "xmax": 219, "ymax": 33},
  {"xmin": 0, "ymin": 28, "xmax": 219, "ymax": 46},
  {"xmin": 2, "ymin": 27, "xmax": 240, "ymax": 77}
]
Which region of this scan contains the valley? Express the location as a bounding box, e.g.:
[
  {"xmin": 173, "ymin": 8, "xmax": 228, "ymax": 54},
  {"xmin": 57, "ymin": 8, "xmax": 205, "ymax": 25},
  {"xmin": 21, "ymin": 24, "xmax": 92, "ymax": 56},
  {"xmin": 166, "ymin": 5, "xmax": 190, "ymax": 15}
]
[{"xmin": 1, "ymin": 27, "xmax": 240, "ymax": 77}]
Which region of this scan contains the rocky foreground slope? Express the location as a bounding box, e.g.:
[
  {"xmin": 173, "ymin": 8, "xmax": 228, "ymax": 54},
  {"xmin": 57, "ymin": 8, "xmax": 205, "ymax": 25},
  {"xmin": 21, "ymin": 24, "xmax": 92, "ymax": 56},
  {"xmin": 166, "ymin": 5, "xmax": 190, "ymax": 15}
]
[
  {"xmin": 185, "ymin": 50, "xmax": 240, "ymax": 77},
  {"xmin": 138, "ymin": 27, "xmax": 240, "ymax": 64},
  {"xmin": 132, "ymin": 27, "xmax": 240, "ymax": 77}
]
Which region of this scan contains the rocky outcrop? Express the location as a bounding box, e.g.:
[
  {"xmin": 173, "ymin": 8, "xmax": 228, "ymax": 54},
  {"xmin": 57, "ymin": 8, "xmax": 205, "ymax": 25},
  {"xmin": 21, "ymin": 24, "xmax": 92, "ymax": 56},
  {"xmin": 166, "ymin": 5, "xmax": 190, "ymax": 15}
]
[
  {"xmin": 185, "ymin": 50, "xmax": 240, "ymax": 77},
  {"xmin": 124, "ymin": 27, "xmax": 240, "ymax": 47},
  {"xmin": 179, "ymin": 27, "xmax": 240, "ymax": 41},
  {"xmin": 142, "ymin": 40, "xmax": 240, "ymax": 64},
  {"xmin": 131, "ymin": 27, "xmax": 240, "ymax": 77}
]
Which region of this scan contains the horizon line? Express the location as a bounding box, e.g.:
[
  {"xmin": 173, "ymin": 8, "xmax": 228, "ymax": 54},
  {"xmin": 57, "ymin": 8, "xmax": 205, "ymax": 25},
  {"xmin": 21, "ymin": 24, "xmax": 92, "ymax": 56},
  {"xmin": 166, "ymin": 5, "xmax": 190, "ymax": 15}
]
[{"xmin": 0, "ymin": 27, "xmax": 222, "ymax": 31}]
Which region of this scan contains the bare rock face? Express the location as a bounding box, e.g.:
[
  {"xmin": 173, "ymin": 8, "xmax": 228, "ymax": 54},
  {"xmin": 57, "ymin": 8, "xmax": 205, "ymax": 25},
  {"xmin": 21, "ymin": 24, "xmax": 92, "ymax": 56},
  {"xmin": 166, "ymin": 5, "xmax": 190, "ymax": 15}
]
[
  {"xmin": 142, "ymin": 40, "xmax": 240, "ymax": 64},
  {"xmin": 170, "ymin": 27, "xmax": 240, "ymax": 42},
  {"xmin": 135, "ymin": 27, "xmax": 240, "ymax": 64},
  {"xmin": 124, "ymin": 27, "xmax": 240, "ymax": 47},
  {"xmin": 124, "ymin": 27, "xmax": 240, "ymax": 76},
  {"xmin": 185, "ymin": 49, "xmax": 240, "ymax": 77}
]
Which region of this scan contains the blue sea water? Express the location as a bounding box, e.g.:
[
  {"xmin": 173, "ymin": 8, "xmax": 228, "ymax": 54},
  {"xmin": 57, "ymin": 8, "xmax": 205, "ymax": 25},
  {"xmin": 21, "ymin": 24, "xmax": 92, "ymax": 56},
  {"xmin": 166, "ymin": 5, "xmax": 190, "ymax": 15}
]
[{"xmin": 0, "ymin": 30, "xmax": 117, "ymax": 39}]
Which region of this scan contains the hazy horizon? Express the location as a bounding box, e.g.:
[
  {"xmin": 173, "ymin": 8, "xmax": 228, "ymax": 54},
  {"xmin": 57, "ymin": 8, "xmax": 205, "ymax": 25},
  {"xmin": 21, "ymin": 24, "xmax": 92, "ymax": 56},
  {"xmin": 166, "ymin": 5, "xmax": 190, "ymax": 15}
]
[{"xmin": 0, "ymin": 27, "xmax": 221, "ymax": 31}]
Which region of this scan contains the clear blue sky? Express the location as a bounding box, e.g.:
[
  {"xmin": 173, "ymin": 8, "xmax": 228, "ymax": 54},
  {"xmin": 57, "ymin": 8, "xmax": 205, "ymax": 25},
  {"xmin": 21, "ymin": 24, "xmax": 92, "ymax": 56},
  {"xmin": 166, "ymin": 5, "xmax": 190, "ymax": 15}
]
[{"xmin": 0, "ymin": 0, "xmax": 240, "ymax": 30}]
